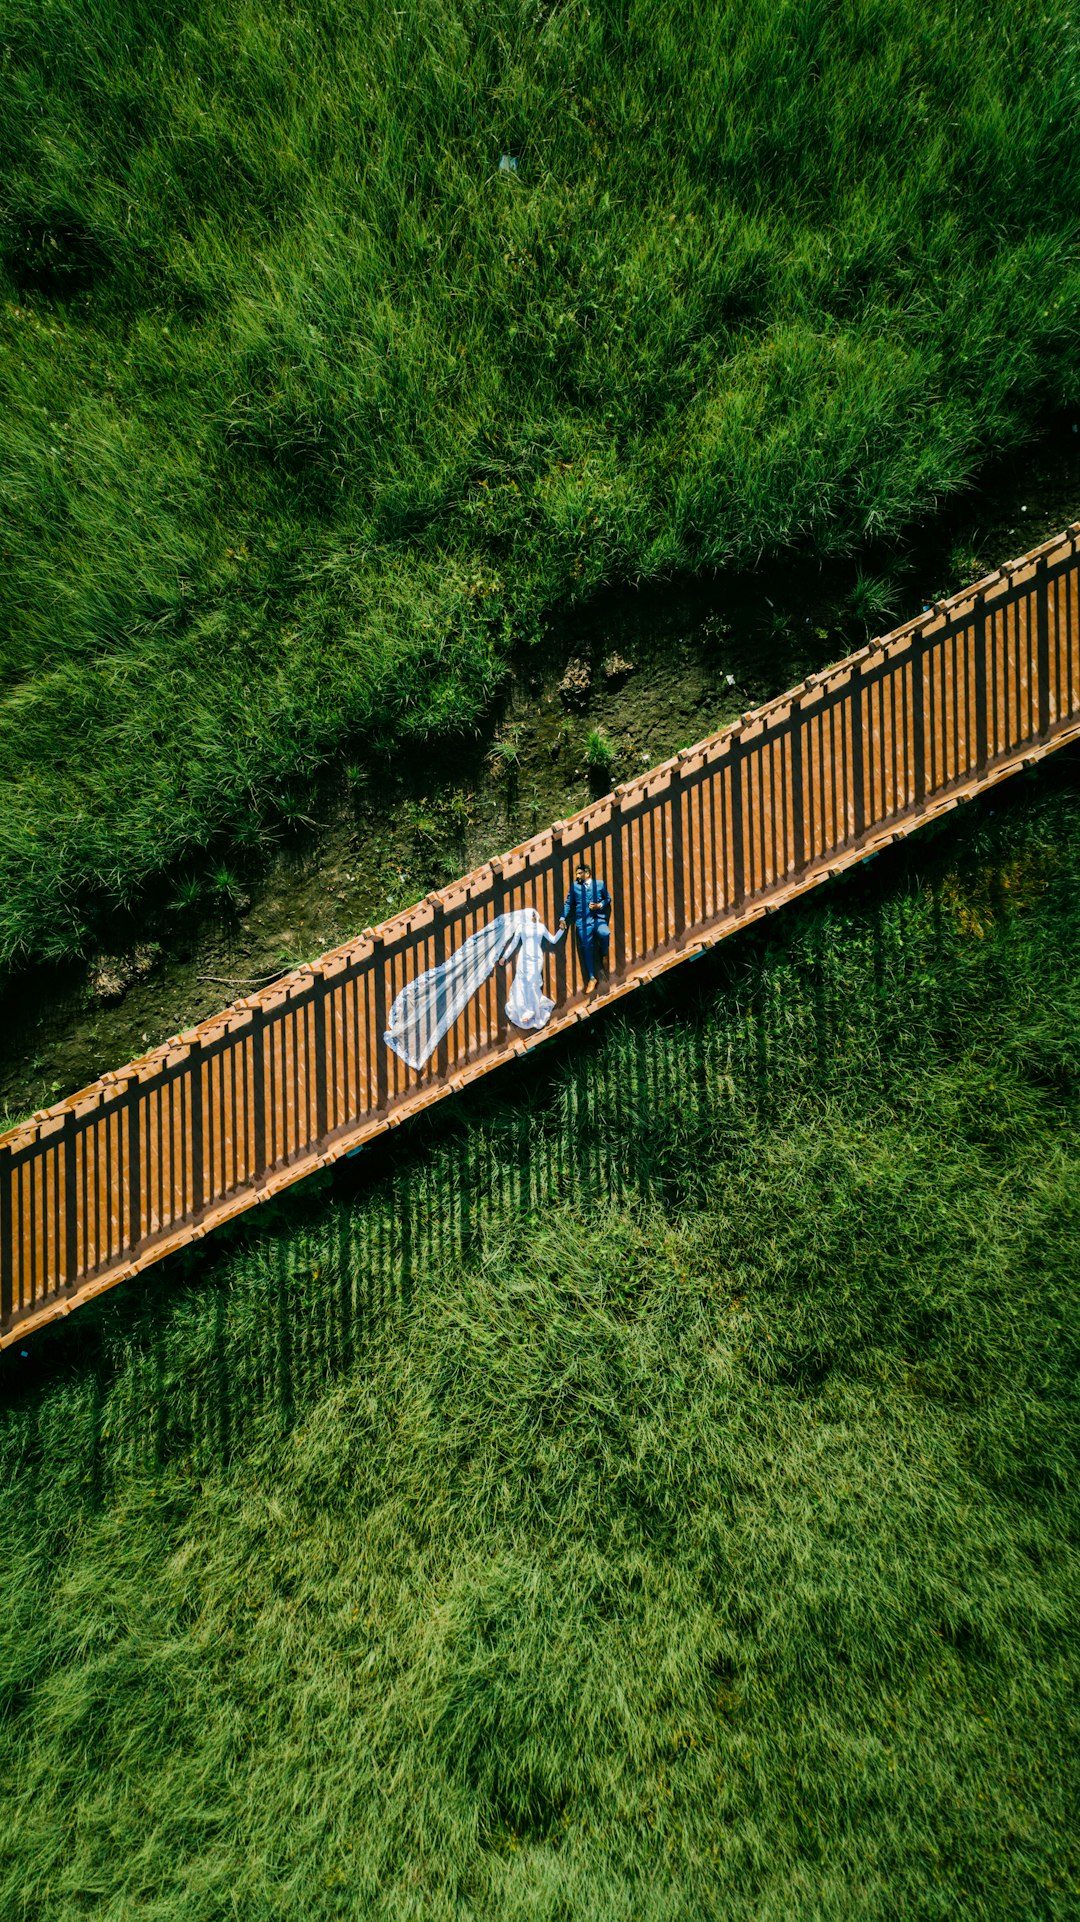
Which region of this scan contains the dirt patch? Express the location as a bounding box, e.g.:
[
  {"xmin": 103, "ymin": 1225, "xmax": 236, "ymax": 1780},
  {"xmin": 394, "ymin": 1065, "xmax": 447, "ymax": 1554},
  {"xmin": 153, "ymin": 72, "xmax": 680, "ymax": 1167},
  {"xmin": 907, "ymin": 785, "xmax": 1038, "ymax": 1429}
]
[{"xmin": 86, "ymin": 944, "xmax": 163, "ymax": 1006}]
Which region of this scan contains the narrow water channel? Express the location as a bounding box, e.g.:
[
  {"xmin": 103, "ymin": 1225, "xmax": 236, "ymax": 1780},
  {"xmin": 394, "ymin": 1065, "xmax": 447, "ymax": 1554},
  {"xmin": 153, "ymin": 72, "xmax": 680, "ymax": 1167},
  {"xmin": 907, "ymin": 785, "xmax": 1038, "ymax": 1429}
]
[{"xmin": 3, "ymin": 417, "xmax": 1079, "ymax": 1124}]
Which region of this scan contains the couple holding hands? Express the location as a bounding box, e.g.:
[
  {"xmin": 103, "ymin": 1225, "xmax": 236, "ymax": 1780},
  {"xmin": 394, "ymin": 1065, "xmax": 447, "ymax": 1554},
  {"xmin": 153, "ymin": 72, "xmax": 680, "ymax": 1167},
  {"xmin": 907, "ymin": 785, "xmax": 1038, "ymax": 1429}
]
[{"xmin": 384, "ymin": 859, "xmax": 613, "ymax": 1071}]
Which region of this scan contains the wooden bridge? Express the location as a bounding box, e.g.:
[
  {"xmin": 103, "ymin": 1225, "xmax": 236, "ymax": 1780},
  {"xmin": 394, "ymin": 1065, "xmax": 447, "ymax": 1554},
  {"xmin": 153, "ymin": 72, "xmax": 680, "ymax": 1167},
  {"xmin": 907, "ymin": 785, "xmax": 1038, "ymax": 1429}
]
[{"xmin": 3, "ymin": 525, "xmax": 1080, "ymax": 1348}]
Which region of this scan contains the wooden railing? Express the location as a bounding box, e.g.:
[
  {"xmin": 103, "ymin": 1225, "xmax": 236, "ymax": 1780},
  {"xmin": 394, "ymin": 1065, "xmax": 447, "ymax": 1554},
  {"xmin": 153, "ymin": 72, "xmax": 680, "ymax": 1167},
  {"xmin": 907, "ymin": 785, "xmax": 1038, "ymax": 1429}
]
[{"xmin": 3, "ymin": 525, "xmax": 1080, "ymax": 1346}]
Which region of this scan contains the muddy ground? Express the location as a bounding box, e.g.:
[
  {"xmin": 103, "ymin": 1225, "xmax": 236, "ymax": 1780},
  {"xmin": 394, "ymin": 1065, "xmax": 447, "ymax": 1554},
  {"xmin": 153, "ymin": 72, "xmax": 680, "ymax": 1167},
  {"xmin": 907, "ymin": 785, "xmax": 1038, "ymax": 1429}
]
[{"xmin": 3, "ymin": 417, "xmax": 1079, "ymax": 1124}]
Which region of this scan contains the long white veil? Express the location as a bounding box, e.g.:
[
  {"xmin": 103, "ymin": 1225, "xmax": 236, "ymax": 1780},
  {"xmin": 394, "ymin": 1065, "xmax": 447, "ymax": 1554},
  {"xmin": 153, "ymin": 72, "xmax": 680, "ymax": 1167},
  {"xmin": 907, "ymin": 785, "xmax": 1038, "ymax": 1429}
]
[{"xmin": 383, "ymin": 908, "xmax": 563, "ymax": 1071}]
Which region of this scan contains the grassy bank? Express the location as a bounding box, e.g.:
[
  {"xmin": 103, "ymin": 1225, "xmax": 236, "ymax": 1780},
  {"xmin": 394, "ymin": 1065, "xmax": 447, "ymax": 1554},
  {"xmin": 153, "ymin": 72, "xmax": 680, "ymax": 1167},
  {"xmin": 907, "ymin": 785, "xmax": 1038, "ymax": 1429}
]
[
  {"xmin": 2, "ymin": 761, "xmax": 1078, "ymax": 1919},
  {"xmin": 1, "ymin": 0, "xmax": 1078, "ymax": 966}
]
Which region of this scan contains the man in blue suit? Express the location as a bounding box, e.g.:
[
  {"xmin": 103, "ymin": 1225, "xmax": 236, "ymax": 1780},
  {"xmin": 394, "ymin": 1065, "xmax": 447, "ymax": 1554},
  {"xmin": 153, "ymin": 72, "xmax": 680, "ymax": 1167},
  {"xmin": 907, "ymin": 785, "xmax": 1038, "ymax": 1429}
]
[{"xmin": 560, "ymin": 859, "xmax": 613, "ymax": 991}]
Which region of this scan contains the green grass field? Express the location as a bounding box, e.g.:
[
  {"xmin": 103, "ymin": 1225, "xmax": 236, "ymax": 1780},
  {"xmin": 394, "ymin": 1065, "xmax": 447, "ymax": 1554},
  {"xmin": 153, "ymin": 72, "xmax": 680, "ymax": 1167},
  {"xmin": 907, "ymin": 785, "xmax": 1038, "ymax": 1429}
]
[
  {"xmin": 3, "ymin": 763, "xmax": 1077, "ymax": 1920},
  {"xmin": 1, "ymin": 0, "xmax": 1078, "ymax": 967}
]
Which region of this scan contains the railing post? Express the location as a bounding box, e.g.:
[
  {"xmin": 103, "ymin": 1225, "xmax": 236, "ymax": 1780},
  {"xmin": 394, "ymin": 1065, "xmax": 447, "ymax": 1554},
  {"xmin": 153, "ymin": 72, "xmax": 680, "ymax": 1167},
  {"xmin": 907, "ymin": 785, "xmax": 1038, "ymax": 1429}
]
[
  {"xmin": 1036, "ymin": 554, "xmax": 1051, "ymax": 738},
  {"xmin": 186, "ymin": 1036, "xmax": 204, "ymax": 1219},
  {"xmin": 606, "ymin": 797, "xmax": 625, "ymax": 975},
  {"xmin": 910, "ymin": 628, "xmax": 927, "ymax": 807},
  {"xmin": 669, "ymin": 760, "xmax": 687, "ymax": 942},
  {"xmin": 730, "ymin": 731, "xmax": 746, "ymax": 909},
  {"xmin": 789, "ymin": 698, "xmax": 806, "ymax": 876},
  {"xmin": 64, "ymin": 1109, "xmax": 79, "ymax": 1292},
  {"xmin": 490, "ymin": 860, "xmax": 508, "ymax": 1044},
  {"xmin": 0, "ymin": 1146, "xmax": 11, "ymax": 1328},
  {"xmin": 974, "ymin": 589, "xmax": 989, "ymax": 772},
  {"xmin": 428, "ymin": 893, "xmax": 449, "ymax": 1077},
  {"xmin": 551, "ymin": 825, "xmax": 570, "ymax": 997},
  {"xmin": 851, "ymin": 668, "xmax": 866, "ymax": 843},
  {"xmin": 125, "ymin": 1083, "xmax": 142, "ymax": 1254},
  {"xmin": 250, "ymin": 1003, "xmax": 267, "ymax": 1181},
  {"xmin": 367, "ymin": 931, "xmax": 388, "ymax": 1112}
]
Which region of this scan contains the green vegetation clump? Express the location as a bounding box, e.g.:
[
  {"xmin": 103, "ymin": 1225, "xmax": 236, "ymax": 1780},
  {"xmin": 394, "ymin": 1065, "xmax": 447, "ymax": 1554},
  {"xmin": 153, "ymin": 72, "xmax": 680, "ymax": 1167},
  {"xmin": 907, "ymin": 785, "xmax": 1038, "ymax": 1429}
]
[
  {"xmin": 1, "ymin": 0, "xmax": 1078, "ymax": 965},
  {"xmin": 2, "ymin": 772, "xmax": 1077, "ymax": 1919},
  {"xmin": 584, "ymin": 725, "xmax": 617, "ymax": 775}
]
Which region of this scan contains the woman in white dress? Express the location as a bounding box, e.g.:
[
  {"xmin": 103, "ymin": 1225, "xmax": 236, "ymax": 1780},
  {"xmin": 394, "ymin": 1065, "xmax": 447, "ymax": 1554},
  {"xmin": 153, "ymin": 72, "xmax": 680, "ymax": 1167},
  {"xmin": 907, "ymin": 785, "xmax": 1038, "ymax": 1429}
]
[
  {"xmin": 384, "ymin": 906, "xmax": 564, "ymax": 1070},
  {"xmin": 503, "ymin": 907, "xmax": 563, "ymax": 1030}
]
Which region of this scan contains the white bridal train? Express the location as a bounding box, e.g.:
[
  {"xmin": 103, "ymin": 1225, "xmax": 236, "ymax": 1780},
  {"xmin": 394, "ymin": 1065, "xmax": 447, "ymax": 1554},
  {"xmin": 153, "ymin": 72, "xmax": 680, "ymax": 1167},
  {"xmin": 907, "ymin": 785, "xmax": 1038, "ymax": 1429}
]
[{"xmin": 383, "ymin": 907, "xmax": 564, "ymax": 1071}]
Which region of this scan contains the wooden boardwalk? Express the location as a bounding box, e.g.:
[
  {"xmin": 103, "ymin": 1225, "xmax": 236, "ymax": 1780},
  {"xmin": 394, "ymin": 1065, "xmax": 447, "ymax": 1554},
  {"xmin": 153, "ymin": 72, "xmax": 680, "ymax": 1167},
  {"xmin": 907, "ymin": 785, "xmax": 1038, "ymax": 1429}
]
[{"xmin": 3, "ymin": 525, "xmax": 1080, "ymax": 1347}]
